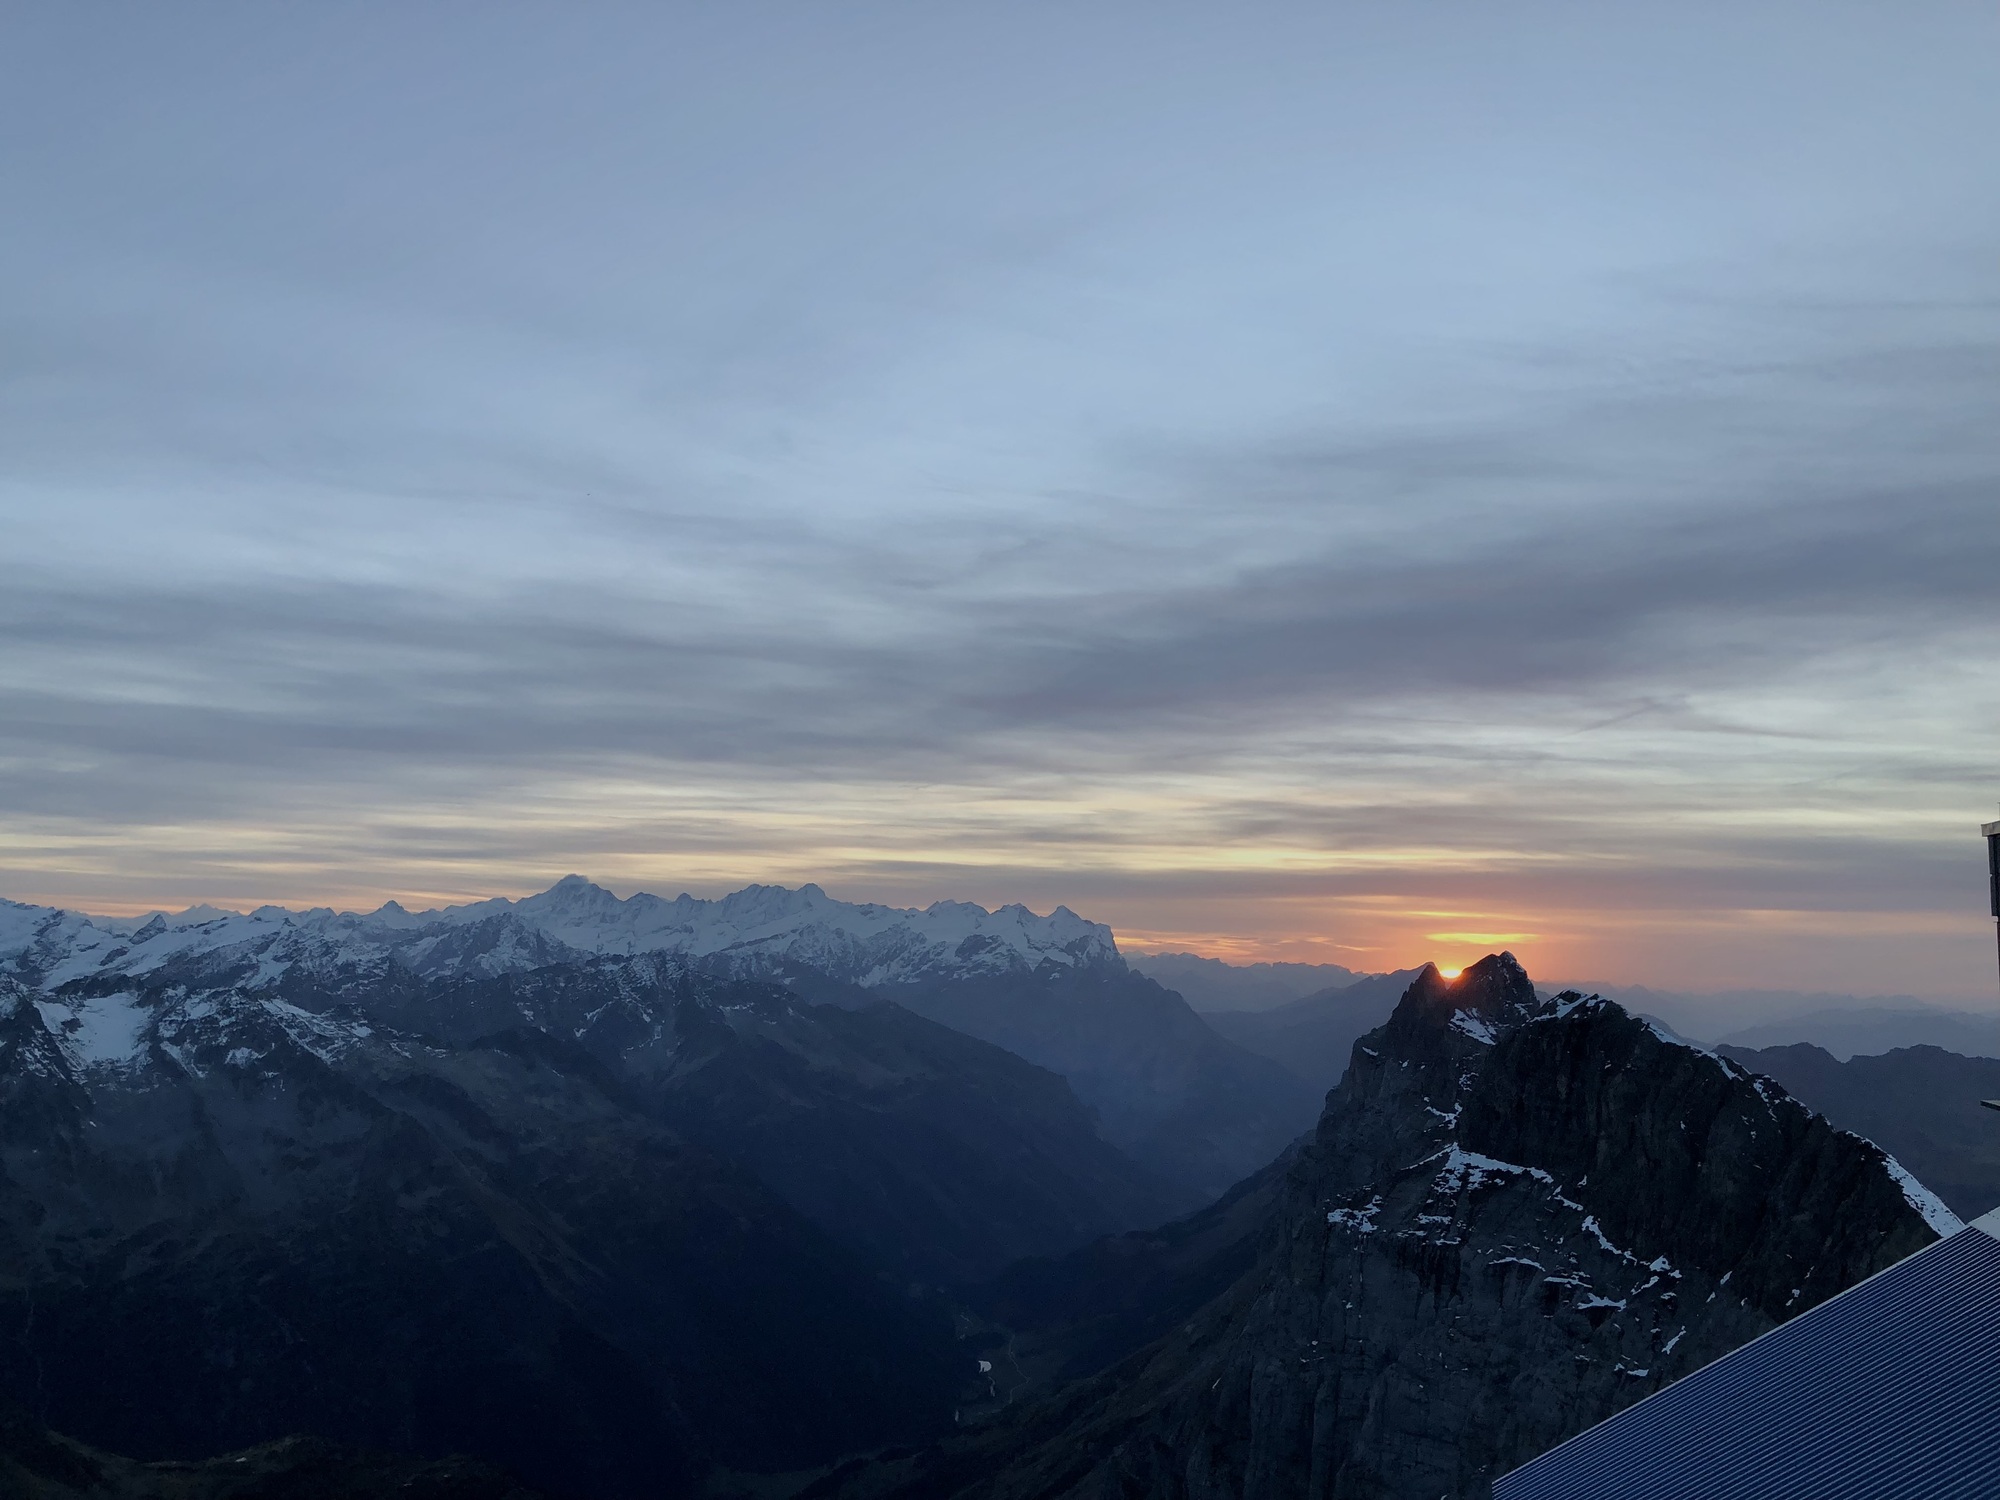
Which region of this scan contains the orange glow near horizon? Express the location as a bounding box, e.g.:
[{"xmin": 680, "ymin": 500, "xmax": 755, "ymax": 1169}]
[
  {"xmin": 1437, "ymin": 967, "xmax": 1463, "ymax": 980},
  {"xmin": 9, "ymin": 818, "xmax": 2000, "ymax": 1001}
]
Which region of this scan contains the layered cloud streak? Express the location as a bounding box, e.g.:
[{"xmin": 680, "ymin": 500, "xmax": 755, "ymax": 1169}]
[{"xmin": 3, "ymin": 4, "xmax": 1998, "ymax": 995}]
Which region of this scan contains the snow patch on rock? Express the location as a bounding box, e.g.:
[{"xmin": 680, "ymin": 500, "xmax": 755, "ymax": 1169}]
[
  {"xmin": 1878, "ymin": 1152, "xmax": 1963, "ymax": 1236},
  {"xmin": 1450, "ymin": 1012, "xmax": 1497, "ymax": 1044},
  {"xmin": 1328, "ymin": 1195, "xmax": 1383, "ymax": 1234},
  {"xmin": 34, "ymin": 991, "xmax": 150, "ymax": 1068},
  {"xmin": 1432, "ymin": 1146, "xmax": 1555, "ymax": 1194}
]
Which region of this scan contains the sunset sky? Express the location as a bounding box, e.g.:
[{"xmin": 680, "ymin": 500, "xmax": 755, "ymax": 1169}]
[{"xmin": 5, "ymin": 4, "xmax": 1999, "ymax": 999}]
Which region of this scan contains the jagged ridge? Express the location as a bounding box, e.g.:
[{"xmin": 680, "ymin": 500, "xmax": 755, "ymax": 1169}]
[
  {"xmin": 3, "ymin": 882, "xmax": 1318, "ymax": 1212},
  {"xmin": 823, "ymin": 954, "xmax": 1951, "ymax": 1500},
  {"xmin": 0, "ymin": 877, "xmax": 1120, "ymax": 999}
]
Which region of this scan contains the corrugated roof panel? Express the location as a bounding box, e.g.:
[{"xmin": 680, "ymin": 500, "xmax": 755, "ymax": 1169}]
[{"xmin": 1495, "ymin": 1223, "xmax": 2000, "ymax": 1500}]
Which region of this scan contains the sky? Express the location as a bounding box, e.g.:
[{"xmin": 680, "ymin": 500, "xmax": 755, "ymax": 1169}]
[{"xmin": 4, "ymin": 3, "xmax": 2000, "ymax": 999}]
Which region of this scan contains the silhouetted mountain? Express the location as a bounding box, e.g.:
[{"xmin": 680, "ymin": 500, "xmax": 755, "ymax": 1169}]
[
  {"xmin": 1718, "ymin": 1041, "xmax": 2000, "ymax": 1220},
  {"xmin": 0, "ymin": 1402, "xmax": 540, "ymax": 1499},
  {"xmin": 1202, "ymin": 969, "xmax": 1419, "ymax": 1090},
  {"xmin": 1126, "ymin": 952, "xmax": 1364, "ymax": 1013},
  {"xmin": 869, "ymin": 966, "xmax": 1328, "ymax": 1207},
  {"xmin": 1716, "ymin": 1007, "xmax": 2000, "ymax": 1060},
  {"xmin": 824, "ymin": 956, "xmax": 1952, "ymax": 1500}
]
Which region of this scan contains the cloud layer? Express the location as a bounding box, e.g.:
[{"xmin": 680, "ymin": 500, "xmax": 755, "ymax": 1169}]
[{"xmin": 4, "ymin": 4, "xmax": 1999, "ymax": 997}]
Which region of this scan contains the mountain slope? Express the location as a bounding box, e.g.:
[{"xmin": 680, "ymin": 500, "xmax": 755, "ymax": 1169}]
[
  {"xmin": 409, "ymin": 958, "xmax": 1181, "ymax": 1284},
  {"xmin": 3, "ymin": 883, "xmax": 1312, "ymax": 1215},
  {"xmin": 0, "ymin": 975, "xmax": 967, "ymax": 1499},
  {"xmin": 0, "ymin": 1403, "xmax": 540, "ymax": 1500},
  {"xmin": 976, "ymin": 1146, "xmax": 1300, "ymax": 1388},
  {"xmin": 1718, "ymin": 1041, "xmax": 2000, "ymax": 1220},
  {"xmin": 824, "ymin": 955, "xmax": 1951, "ymax": 1500},
  {"xmin": 871, "ymin": 966, "xmax": 1327, "ymax": 1208}
]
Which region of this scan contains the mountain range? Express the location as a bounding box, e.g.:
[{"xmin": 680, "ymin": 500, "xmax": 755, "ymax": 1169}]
[
  {"xmin": 1, "ymin": 885, "xmax": 1970, "ymax": 1499},
  {"xmin": 1715, "ymin": 1006, "xmax": 2000, "ymax": 1060},
  {"xmin": 2, "ymin": 879, "xmax": 1322, "ymax": 1212},
  {"xmin": 0, "ymin": 881, "xmax": 1193, "ymax": 1495},
  {"xmin": 0, "ymin": 876, "xmax": 1118, "ymax": 995},
  {"xmin": 0, "ymin": 879, "xmax": 1335, "ymax": 1494},
  {"xmin": 1542, "ymin": 979, "xmax": 2000, "ymax": 1059}
]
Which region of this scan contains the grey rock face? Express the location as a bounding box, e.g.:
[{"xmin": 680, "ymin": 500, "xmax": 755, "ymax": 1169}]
[
  {"xmin": 1717, "ymin": 1040, "xmax": 2000, "ymax": 1221},
  {"xmin": 832, "ymin": 955, "xmax": 1945, "ymax": 1500}
]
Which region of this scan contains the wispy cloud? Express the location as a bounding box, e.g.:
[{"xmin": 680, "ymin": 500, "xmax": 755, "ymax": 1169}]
[{"xmin": 3, "ymin": 3, "xmax": 1999, "ymax": 997}]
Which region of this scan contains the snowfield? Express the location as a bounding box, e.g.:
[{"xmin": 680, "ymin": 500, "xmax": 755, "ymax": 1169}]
[{"xmin": 0, "ymin": 877, "xmax": 1123, "ymax": 998}]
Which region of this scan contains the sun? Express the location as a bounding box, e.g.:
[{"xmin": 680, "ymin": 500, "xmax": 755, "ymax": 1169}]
[{"xmin": 1438, "ymin": 967, "xmax": 1463, "ymax": 981}]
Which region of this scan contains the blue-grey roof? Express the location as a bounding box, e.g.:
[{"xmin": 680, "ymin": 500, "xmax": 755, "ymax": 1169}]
[{"xmin": 1495, "ymin": 1211, "xmax": 2000, "ymax": 1500}]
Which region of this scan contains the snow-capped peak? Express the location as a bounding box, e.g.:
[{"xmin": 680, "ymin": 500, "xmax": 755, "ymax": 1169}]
[
  {"xmin": 0, "ymin": 879, "xmax": 1123, "ymax": 994},
  {"xmin": 406, "ymin": 877, "xmax": 1121, "ymax": 983}
]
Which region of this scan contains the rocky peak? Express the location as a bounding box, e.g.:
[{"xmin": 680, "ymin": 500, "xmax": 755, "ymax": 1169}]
[
  {"xmin": 1460, "ymin": 995, "xmax": 1957, "ymax": 1321},
  {"xmin": 1333, "ymin": 955, "xmax": 1552, "ymax": 1186},
  {"xmin": 528, "ymin": 873, "xmax": 623, "ymax": 910},
  {"xmin": 1386, "ymin": 951, "xmax": 1544, "ymax": 1046},
  {"xmin": 839, "ymin": 954, "xmax": 1956, "ymax": 1500}
]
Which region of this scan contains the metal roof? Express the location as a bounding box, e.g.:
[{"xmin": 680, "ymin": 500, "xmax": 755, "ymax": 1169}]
[{"xmin": 1494, "ymin": 1211, "xmax": 2000, "ymax": 1500}]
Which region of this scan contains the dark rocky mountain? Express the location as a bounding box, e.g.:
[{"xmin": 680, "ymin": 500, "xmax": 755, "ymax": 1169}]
[
  {"xmin": 1202, "ymin": 971, "xmax": 1420, "ymax": 1091},
  {"xmin": 0, "ymin": 1402, "xmax": 540, "ymax": 1499},
  {"xmin": 868, "ymin": 966, "xmax": 1327, "ymax": 1208},
  {"xmin": 1719, "ymin": 1041, "xmax": 2000, "ymax": 1221},
  {"xmin": 975, "ymin": 1147, "xmax": 1301, "ymax": 1394},
  {"xmin": 16, "ymin": 909, "xmax": 1183, "ymax": 1287},
  {"xmin": 0, "ymin": 969, "xmax": 985, "ymax": 1499},
  {"xmin": 417, "ymin": 958, "xmax": 1183, "ymax": 1284},
  {"xmin": 823, "ymin": 956, "xmax": 1954, "ymax": 1500}
]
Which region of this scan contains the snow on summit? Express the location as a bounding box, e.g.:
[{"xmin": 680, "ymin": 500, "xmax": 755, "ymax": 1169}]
[
  {"xmin": 0, "ymin": 879, "xmax": 1122, "ymax": 994},
  {"xmin": 414, "ymin": 876, "xmax": 1119, "ymax": 982}
]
